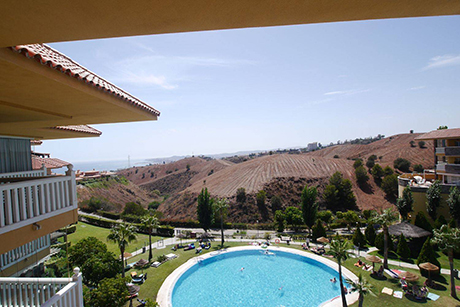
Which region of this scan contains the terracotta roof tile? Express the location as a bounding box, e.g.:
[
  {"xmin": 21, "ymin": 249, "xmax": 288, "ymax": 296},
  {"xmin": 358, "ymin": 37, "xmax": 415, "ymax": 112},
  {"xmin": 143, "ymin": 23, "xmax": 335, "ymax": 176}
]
[
  {"xmin": 32, "ymin": 155, "xmax": 70, "ymax": 170},
  {"xmin": 30, "ymin": 140, "xmax": 43, "ymax": 146},
  {"xmin": 51, "ymin": 125, "xmax": 102, "ymax": 135},
  {"xmin": 416, "ymin": 128, "xmax": 460, "ymax": 140},
  {"xmin": 11, "ymin": 44, "xmax": 160, "ymax": 117}
]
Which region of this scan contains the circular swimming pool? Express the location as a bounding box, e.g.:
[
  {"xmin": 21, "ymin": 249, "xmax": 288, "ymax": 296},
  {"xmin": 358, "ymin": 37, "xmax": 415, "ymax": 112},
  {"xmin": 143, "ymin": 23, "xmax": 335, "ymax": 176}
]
[{"xmin": 158, "ymin": 246, "xmax": 358, "ymax": 307}]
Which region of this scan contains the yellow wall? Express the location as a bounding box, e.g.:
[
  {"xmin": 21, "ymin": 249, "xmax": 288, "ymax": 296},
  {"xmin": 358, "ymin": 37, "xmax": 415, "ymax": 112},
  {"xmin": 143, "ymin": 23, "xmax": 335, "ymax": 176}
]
[
  {"xmin": 399, "ymin": 186, "xmax": 451, "ymax": 223},
  {"xmin": 0, "ymin": 209, "xmax": 77, "ymax": 254},
  {"xmin": 0, "ymin": 247, "xmax": 50, "ymax": 277}
]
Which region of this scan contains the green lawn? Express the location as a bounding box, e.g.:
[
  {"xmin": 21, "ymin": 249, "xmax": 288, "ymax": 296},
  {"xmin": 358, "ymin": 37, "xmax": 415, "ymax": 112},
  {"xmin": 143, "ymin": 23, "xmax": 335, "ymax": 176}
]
[{"xmin": 63, "ymin": 222, "xmax": 162, "ymax": 255}]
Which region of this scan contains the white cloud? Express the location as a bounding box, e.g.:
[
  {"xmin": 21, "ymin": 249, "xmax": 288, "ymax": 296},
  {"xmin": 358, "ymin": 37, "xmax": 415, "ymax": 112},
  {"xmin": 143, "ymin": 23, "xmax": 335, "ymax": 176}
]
[
  {"xmin": 409, "ymin": 86, "xmax": 425, "ymax": 91},
  {"xmin": 324, "ymin": 89, "xmax": 370, "ymax": 96},
  {"xmin": 423, "ymin": 54, "xmax": 460, "ymax": 70},
  {"xmin": 118, "ymin": 72, "xmax": 177, "ymax": 90}
]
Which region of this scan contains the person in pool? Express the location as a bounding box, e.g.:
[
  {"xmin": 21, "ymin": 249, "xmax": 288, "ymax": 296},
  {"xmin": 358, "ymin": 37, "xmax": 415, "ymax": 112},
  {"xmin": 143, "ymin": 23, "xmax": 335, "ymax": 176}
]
[{"xmin": 330, "ymin": 277, "xmax": 337, "ymax": 283}]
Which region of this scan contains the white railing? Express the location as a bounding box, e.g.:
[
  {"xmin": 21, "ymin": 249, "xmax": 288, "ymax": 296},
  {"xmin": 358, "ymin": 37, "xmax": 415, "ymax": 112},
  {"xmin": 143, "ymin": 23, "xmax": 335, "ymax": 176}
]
[
  {"xmin": 437, "ymin": 164, "xmax": 446, "ymax": 172},
  {"xmin": 0, "ymin": 168, "xmax": 47, "ymax": 179},
  {"xmin": 0, "ymin": 166, "xmax": 77, "ymax": 234},
  {"xmin": 0, "ymin": 268, "xmax": 83, "ymax": 307},
  {"xmin": 0, "ymin": 235, "xmax": 50, "ymax": 270},
  {"xmin": 435, "ymin": 147, "xmax": 445, "ymax": 154}
]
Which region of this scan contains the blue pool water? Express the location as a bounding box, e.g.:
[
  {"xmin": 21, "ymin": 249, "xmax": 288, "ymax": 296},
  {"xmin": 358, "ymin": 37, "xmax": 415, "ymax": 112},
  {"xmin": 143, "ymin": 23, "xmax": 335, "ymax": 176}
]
[{"xmin": 172, "ymin": 249, "xmax": 346, "ymax": 307}]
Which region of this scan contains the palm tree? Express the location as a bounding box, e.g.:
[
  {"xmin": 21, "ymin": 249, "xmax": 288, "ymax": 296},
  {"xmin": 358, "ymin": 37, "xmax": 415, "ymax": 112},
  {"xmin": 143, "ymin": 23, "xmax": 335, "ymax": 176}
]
[
  {"xmin": 328, "ymin": 238, "xmax": 351, "ymax": 307},
  {"xmin": 346, "ymin": 273, "xmax": 374, "ymax": 307},
  {"xmin": 372, "ymin": 208, "xmax": 397, "ymax": 268},
  {"xmin": 213, "ymin": 198, "xmax": 229, "ymax": 248},
  {"xmin": 433, "ymin": 225, "xmax": 460, "ymax": 299},
  {"xmin": 141, "ymin": 215, "xmax": 159, "ymax": 262},
  {"xmin": 107, "ymin": 223, "xmax": 137, "ymax": 277}
]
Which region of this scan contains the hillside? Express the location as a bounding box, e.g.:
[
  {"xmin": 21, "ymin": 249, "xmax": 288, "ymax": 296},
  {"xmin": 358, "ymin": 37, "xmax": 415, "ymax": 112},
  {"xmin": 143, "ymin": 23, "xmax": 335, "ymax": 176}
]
[{"xmin": 308, "ymin": 133, "xmax": 433, "ymax": 168}]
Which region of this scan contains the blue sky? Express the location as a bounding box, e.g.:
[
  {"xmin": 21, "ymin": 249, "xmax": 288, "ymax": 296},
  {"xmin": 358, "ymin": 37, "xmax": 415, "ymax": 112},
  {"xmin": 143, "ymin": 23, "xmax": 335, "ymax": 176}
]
[{"xmin": 41, "ymin": 16, "xmax": 460, "ymax": 163}]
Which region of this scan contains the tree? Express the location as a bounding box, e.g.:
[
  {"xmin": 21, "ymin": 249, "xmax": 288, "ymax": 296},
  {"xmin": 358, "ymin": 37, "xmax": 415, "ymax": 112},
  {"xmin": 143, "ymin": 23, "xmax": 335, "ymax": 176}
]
[
  {"xmin": 317, "ymin": 210, "xmax": 333, "ymax": 224},
  {"xmin": 381, "ymin": 174, "xmax": 398, "ymax": 200},
  {"xmin": 365, "ymin": 223, "xmax": 376, "ymax": 245},
  {"xmin": 396, "ymin": 186, "xmax": 414, "ymax": 220},
  {"xmin": 270, "ymin": 195, "xmax": 282, "ymax": 214},
  {"xmin": 372, "ymin": 209, "xmax": 397, "ymax": 268},
  {"xmin": 122, "ymin": 202, "xmax": 146, "ymax": 216},
  {"xmin": 426, "ymin": 180, "xmax": 442, "ymax": 221},
  {"xmin": 274, "ymin": 210, "xmax": 286, "ymax": 233},
  {"xmin": 312, "ymin": 219, "xmax": 327, "ymax": 240},
  {"xmin": 396, "ymin": 234, "xmax": 411, "ymax": 260},
  {"xmin": 323, "ymin": 172, "xmax": 356, "ymax": 210},
  {"xmin": 414, "ymin": 211, "xmax": 433, "ymax": 232},
  {"xmin": 197, "ymin": 188, "xmax": 213, "ymax": 232},
  {"xmin": 417, "ymin": 237, "xmax": 441, "ymax": 268},
  {"xmin": 86, "ymin": 277, "xmax": 129, "ymax": 307},
  {"xmin": 413, "ymin": 164, "xmax": 424, "ymax": 173},
  {"xmin": 394, "ymin": 158, "xmax": 411, "ymax": 173},
  {"xmin": 346, "ymin": 273, "xmax": 374, "ymax": 307},
  {"xmin": 141, "ymin": 215, "xmax": 159, "ymax": 262},
  {"xmin": 438, "ymin": 126, "xmax": 448, "ymax": 130},
  {"xmin": 371, "ymin": 164, "xmax": 384, "ymax": 181},
  {"xmin": 68, "ymin": 237, "xmax": 108, "ymax": 268},
  {"xmin": 328, "ymin": 239, "xmax": 352, "ymax": 307},
  {"xmin": 366, "ymin": 158, "xmax": 375, "ymax": 169},
  {"xmin": 447, "ymin": 187, "xmax": 460, "ymax": 226},
  {"xmin": 107, "ymin": 223, "xmax": 137, "ymax": 277},
  {"xmin": 186, "ymin": 164, "xmax": 191, "ymax": 171},
  {"xmin": 353, "ymin": 159, "xmax": 363, "ymax": 169},
  {"xmin": 352, "ymin": 227, "xmax": 366, "ymax": 248},
  {"xmin": 300, "ymin": 185, "xmax": 318, "ymax": 234},
  {"xmin": 383, "ymin": 166, "xmax": 394, "ymax": 176},
  {"xmin": 213, "ymin": 198, "xmax": 229, "ymax": 248},
  {"xmin": 236, "ymin": 187, "xmax": 246, "ymax": 204},
  {"xmin": 285, "ymin": 206, "xmax": 303, "ymax": 232},
  {"xmin": 256, "ymin": 190, "xmax": 266, "ymax": 207},
  {"xmin": 433, "ymin": 226, "xmax": 460, "ymax": 299},
  {"xmin": 434, "ymin": 215, "xmax": 447, "ymax": 229},
  {"xmin": 355, "ymin": 166, "xmax": 369, "ymax": 186},
  {"xmin": 410, "ymin": 140, "xmax": 416, "ymax": 147},
  {"xmin": 81, "ymin": 251, "xmax": 122, "ymax": 287},
  {"xmin": 343, "ymin": 210, "xmax": 359, "ymax": 230},
  {"xmin": 418, "ymin": 141, "xmax": 426, "ymax": 148}
]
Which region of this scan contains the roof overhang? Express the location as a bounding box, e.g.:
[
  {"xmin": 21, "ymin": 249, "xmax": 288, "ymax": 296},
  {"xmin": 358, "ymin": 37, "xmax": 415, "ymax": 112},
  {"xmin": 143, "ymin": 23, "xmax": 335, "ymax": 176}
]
[
  {"xmin": 1, "ymin": 1, "xmax": 460, "ymax": 47},
  {"xmin": 416, "ymin": 128, "xmax": 460, "ymax": 141},
  {"xmin": 0, "ymin": 45, "xmax": 159, "ymax": 139}
]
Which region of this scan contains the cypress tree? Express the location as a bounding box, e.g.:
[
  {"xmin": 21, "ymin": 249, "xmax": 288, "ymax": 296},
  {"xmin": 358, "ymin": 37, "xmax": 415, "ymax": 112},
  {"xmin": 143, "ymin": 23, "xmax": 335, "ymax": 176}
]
[
  {"xmin": 197, "ymin": 188, "xmax": 213, "ymax": 231},
  {"xmin": 365, "ymin": 223, "xmax": 376, "ymax": 246},
  {"xmin": 352, "ymin": 227, "xmax": 366, "ymax": 248},
  {"xmin": 415, "ymin": 211, "xmax": 433, "ymax": 232},
  {"xmin": 396, "ymin": 234, "xmax": 411, "ymax": 260},
  {"xmin": 312, "ymin": 219, "xmax": 327, "ymax": 241},
  {"xmin": 416, "ymin": 238, "xmax": 441, "ymax": 268}
]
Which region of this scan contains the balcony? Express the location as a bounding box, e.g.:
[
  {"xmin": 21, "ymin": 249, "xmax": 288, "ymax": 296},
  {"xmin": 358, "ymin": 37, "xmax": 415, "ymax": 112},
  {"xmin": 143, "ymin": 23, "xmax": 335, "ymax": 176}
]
[
  {"xmin": 436, "ymin": 164, "xmax": 460, "ymax": 174},
  {"xmin": 0, "ymin": 235, "xmax": 50, "ymax": 272},
  {"xmin": 0, "ymin": 267, "xmax": 83, "ymax": 307},
  {"xmin": 436, "ymin": 146, "xmax": 460, "ymax": 156},
  {"xmin": 0, "ymin": 166, "xmax": 77, "ymax": 235}
]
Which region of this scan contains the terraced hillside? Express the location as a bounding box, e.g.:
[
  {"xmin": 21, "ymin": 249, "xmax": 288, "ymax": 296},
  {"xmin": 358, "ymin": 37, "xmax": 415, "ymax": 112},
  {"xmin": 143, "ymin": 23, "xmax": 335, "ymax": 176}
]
[{"xmin": 308, "ymin": 133, "xmax": 433, "ymax": 168}]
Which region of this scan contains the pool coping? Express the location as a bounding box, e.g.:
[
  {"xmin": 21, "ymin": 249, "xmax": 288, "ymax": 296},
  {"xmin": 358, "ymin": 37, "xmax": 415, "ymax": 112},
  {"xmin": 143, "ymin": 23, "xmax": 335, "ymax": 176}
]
[{"xmin": 156, "ymin": 245, "xmax": 359, "ymax": 307}]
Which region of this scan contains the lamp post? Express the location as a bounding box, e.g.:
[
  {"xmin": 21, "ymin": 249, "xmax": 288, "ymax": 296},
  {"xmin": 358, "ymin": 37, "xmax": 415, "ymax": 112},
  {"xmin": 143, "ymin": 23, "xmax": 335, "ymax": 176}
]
[{"xmin": 257, "ymin": 220, "xmax": 259, "ymax": 239}]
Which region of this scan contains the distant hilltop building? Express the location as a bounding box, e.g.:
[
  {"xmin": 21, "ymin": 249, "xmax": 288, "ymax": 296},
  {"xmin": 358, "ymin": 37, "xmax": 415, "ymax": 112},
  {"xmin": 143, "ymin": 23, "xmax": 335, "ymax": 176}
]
[{"xmin": 307, "ymin": 142, "xmax": 318, "ymax": 152}]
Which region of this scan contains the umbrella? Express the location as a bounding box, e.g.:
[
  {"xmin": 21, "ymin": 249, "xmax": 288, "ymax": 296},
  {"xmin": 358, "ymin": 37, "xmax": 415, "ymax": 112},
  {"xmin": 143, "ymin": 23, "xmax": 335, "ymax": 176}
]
[
  {"xmin": 199, "ymin": 232, "xmax": 213, "ymax": 242},
  {"xmin": 399, "ymin": 271, "xmax": 419, "ymax": 282},
  {"xmin": 317, "ymin": 237, "xmax": 329, "ymax": 244},
  {"xmin": 419, "ymin": 262, "xmax": 439, "ymax": 285},
  {"xmin": 135, "ymin": 258, "xmax": 149, "ymax": 267},
  {"xmin": 120, "ymin": 252, "xmax": 133, "ymax": 259},
  {"xmin": 365, "ymin": 255, "xmax": 382, "ymax": 270}
]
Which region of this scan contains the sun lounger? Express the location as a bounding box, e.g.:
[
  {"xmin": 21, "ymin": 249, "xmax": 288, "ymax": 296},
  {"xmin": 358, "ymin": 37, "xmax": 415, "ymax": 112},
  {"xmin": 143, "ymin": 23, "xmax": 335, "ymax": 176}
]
[
  {"xmin": 384, "ymin": 269, "xmax": 399, "ymax": 279},
  {"xmin": 382, "ymin": 287, "xmax": 393, "ymax": 296},
  {"xmin": 427, "ymin": 293, "xmax": 440, "ymax": 301},
  {"xmin": 393, "ymin": 291, "xmax": 403, "ymax": 299},
  {"xmin": 165, "ymin": 253, "xmax": 178, "ymax": 260},
  {"xmin": 151, "ymin": 261, "xmax": 161, "ymax": 268}
]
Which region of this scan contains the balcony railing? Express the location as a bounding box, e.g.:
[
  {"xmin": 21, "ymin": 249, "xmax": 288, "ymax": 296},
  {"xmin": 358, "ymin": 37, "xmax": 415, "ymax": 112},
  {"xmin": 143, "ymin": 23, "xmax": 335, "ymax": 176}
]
[
  {"xmin": 0, "ymin": 168, "xmax": 47, "ymax": 179},
  {"xmin": 435, "ymin": 147, "xmax": 445, "ymax": 154},
  {"xmin": 0, "ymin": 235, "xmax": 50, "ymax": 271},
  {"xmin": 0, "ymin": 268, "xmax": 83, "ymax": 307},
  {"xmin": 0, "ymin": 166, "xmax": 77, "ymax": 234},
  {"xmin": 436, "ymin": 146, "xmax": 460, "ymax": 156},
  {"xmin": 436, "ymin": 164, "xmax": 460, "ymax": 174}
]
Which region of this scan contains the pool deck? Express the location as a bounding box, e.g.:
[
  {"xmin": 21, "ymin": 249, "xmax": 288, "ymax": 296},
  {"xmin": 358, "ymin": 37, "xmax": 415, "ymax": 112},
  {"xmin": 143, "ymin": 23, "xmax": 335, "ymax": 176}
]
[{"xmin": 157, "ymin": 245, "xmax": 359, "ymax": 307}]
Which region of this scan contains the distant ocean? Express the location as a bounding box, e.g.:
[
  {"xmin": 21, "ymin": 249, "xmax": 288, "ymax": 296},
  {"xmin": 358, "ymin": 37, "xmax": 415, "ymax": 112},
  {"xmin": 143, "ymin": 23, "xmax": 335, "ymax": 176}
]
[{"xmin": 54, "ymin": 158, "xmax": 151, "ymax": 174}]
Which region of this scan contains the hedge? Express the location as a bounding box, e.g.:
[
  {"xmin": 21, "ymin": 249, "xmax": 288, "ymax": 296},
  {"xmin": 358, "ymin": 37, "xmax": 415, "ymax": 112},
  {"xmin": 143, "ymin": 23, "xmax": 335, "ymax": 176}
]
[
  {"xmin": 97, "ymin": 210, "xmax": 121, "ymax": 220},
  {"xmin": 59, "ymin": 225, "xmax": 77, "ymax": 234},
  {"xmin": 51, "ymin": 242, "xmax": 71, "ymax": 250}
]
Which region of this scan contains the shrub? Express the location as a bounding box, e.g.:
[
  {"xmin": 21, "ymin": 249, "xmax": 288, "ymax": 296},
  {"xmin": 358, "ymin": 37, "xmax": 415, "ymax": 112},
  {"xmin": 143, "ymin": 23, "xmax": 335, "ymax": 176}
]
[
  {"xmin": 383, "ymin": 166, "xmax": 394, "ymax": 176},
  {"xmin": 418, "ymin": 141, "xmax": 426, "ymax": 148},
  {"xmin": 97, "ymin": 211, "xmax": 121, "ymax": 220},
  {"xmin": 416, "ymin": 238, "xmax": 441, "ymax": 268},
  {"xmin": 236, "ymin": 188, "xmax": 246, "ymax": 203},
  {"xmin": 148, "ymin": 201, "xmax": 161, "ymax": 210},
  {"xmin": 59, "ymin": 225, "xmax": 77, "ymax": 234},
  {"xmin": 366, "ymin": 159, "xmax": 375, "ymax": 169},
  {"xmin": 353, "ymin": 159, "xmax": 363, "ymax": 169},
  {"xmin": 434, "ymin": 215, "xmax": 447, "ymax": 229},
  {"xmin": 365, "ymin": 223, "xmax": 376, "ymax": 245},
  {"xmin": 355, "ymin": 165, "xmax": 369, "ymax": 185},
  {"xmin": 317, "ymin": 210, "xmax": 333, "ymax": 224},
  {"xmin": 352, "ymin": 227, "xmax": 366, "ymax": 247},
  {"xmin": 371, "ymin": 164, "xmax": 384, "ymax": 181},
  {"xmin": 394, "ymin": 158, "xmax": 411, "ymax": 172},
  {"xmin": 397, "ymin": 234, "xmax": 411, "ymax": 259},
  {"xmin": 122, "ymin": 202, "xmax": 146, "ymax": 216},
  {"xmin": 413, "ymin": 164, "xmax": 424, "ymax": 173},
  {"xmin": 410, "ymin": 140, "xmax": 415, "ymax": 147},
  {"xmin": 333, "ymin": 155, "xmax": 339, "ymax": 159},
  {"xmin": 157, "ymin": 254, "xmax": 167, "ymax": 262}
]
